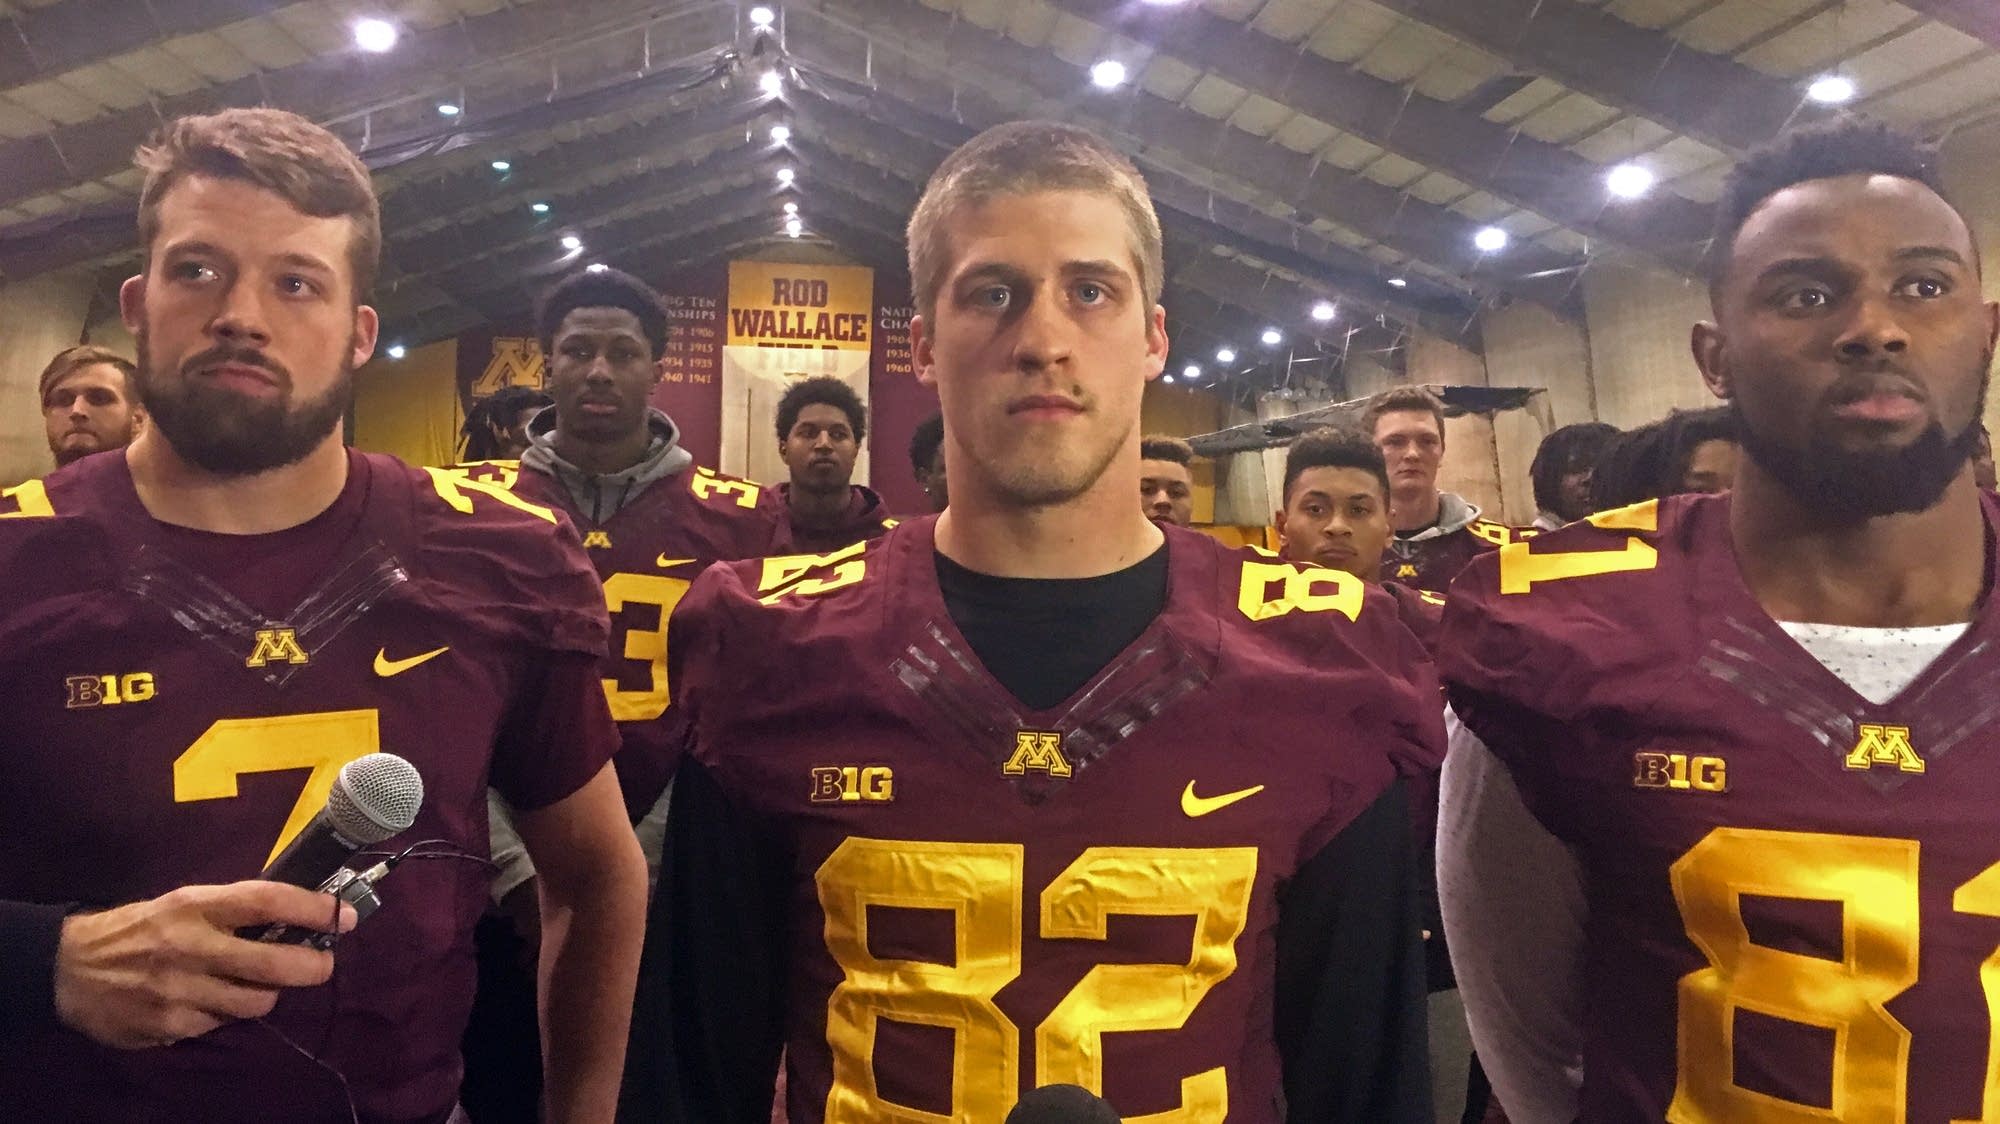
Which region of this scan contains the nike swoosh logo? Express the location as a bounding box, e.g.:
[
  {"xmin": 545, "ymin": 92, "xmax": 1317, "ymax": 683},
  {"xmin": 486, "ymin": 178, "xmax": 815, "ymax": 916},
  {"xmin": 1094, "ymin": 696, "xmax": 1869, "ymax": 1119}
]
[
  {"xmin": 656, "ymin": 555, "xmax": 697, "ymax": 568},
  {"xmin": 374, "ymin": 646, "xmax": 449, "ymax": 678},
  {"xmin": 1182, "ymin": 781, "xmax": 1266, "ymax": 818}
]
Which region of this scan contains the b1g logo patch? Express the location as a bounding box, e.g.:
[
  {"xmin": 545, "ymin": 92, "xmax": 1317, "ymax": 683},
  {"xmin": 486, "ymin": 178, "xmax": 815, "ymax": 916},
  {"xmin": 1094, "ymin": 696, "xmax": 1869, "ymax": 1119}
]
[
  {"xmin": 1633, "ymin": 750, "xmax": 1728, "ymax": 793},
  {"xmin": 1845, "ymin": 724, "xmax": 1924, "ymax": 775},
  {"xmin": 809, "ymin": 765, "xmax": 895, "ymax": 804},
  {"xmin": 65, "ymin": 672, "xmax": 157, "ymax": 710},
  {"xmin": 1003, "ymin": 729, "xmax": 1072, "ymax": 778}
]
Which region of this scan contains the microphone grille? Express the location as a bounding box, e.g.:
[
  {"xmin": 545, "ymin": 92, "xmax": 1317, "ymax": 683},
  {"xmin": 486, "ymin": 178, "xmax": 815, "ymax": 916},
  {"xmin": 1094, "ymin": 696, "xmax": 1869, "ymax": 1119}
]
[{"xmin": 326, "ymin": 753, "xmax": 425, "ymax": 844}]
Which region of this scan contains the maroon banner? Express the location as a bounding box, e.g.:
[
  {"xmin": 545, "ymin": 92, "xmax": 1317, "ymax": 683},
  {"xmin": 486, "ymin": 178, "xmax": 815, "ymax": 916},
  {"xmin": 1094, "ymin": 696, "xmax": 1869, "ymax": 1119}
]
[
  {"xmin": 867, "ymin": 281, "xmax": 938, "ymax": 516},
  {"xmin": 652, "ymin": 262, "xmax": 727, "ymax": 468}
]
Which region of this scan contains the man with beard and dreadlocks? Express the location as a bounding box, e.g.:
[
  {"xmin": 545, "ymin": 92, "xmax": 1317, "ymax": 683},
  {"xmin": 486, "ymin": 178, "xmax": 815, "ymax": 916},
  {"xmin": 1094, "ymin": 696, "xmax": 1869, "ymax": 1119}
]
[
  {"xmin": 1436, "ymin": 119, "xmax": 2000, "ymax": 1123},
  {"xmin": 0, "ymin": 108, "xmax": 646, "ymax": 1123}
]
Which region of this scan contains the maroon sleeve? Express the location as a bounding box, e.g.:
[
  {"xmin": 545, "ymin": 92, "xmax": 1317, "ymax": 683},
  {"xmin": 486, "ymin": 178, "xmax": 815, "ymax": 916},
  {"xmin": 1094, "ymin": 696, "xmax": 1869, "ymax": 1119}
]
[
  {"xmin": 489, "ymin": 650, "xmax": 621, "ymax": 811},
  {"xmin": 1298, "ymin": 581, "xmax": 1448, "ymax": 860}
]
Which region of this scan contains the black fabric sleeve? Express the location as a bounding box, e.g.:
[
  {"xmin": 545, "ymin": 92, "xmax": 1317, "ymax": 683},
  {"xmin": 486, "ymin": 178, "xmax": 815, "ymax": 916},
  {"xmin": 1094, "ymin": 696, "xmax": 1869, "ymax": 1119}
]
[
  {"xmin": 1273, "ymin": 778, "xmax": 1433, "ymax": 1124},
  {"xmin": 618, "ymin": 757, "xmax": 792, "ymax": 1124},
  {"xmin": 0, "ymin": 900, "xmax": 69, "ymax": 1040}
]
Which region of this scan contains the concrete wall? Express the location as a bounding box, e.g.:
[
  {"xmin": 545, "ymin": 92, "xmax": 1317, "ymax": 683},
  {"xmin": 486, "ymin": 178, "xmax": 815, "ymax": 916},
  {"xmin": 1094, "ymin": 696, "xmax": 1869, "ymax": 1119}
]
[
  {"xmin": 1580, "ymin": 260, "xmax": 1716, "ymax": 427},
  {"xmin": 0, "ymin": 269, "xmax": 100, "ymax": 484}
]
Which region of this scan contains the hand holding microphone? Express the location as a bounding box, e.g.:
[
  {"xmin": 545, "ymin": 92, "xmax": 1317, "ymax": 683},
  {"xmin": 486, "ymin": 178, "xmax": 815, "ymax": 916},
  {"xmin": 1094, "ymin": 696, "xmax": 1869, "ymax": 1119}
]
[{"xmin": 51, "ymin": 753, "xmax": 423, "ymax": 1050}]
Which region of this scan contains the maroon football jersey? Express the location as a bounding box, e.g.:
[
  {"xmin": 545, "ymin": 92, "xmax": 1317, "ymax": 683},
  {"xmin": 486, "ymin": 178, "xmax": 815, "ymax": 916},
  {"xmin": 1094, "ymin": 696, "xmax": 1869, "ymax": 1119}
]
[
  {"xmin": 456, "ymin": 459, "xmax": 783, "ymax": 814},
  {"xmin": 1444, "ymin": 492, "xmax": 2000, "ymax": 1121},
  {"xmin": 1385, "ymin": 517, "xmax": 1518, "ymax": 595},
  {"xmin": 761, "ymin": 482, "xmax": 896, "ymax": 555},
  {"xmin": 673, "ymin": 519, "xmax": 1444, "ymax": 1121},
  {"xmin": 0, "ymin": 451, "xmax": 614, "ymax": 1123}
]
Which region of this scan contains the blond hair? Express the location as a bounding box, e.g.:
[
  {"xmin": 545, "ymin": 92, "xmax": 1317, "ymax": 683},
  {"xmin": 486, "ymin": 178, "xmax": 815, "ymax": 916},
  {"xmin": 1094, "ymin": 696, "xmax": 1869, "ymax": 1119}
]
[
  {"xmin": 906, "ymin": 120, "xmax": 1163, "ymax": 319},
  {"xmin": 136, "ymin": 107, "xmax": 381, "ymax": 299}
]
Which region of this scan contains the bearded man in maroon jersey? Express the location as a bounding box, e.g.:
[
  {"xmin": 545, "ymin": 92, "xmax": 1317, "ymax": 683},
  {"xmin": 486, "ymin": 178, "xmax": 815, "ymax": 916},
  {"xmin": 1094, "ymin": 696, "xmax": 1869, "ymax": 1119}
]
[
  {"xmin": 619, "ymin": 120, "xmax": 1444, "ymax": 1124},
  {"xmin": 0, "ymin": 108, "xmax": 646, "ymax": 1123},
  {"xmin": 1440, "ymin": 119, "xmax": 2000, "ymax": 1122}
]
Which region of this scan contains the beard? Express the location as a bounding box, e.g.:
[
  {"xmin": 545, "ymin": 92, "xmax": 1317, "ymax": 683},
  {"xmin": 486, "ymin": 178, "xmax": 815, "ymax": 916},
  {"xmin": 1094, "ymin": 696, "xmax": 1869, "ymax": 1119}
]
[
  {"xmin": 136, "ymin": 334, "xmax": 353, "ymax": 476},
  {"xmin": 1732, "ymin": 375, "xmax": 1986, "ymax": 521}
]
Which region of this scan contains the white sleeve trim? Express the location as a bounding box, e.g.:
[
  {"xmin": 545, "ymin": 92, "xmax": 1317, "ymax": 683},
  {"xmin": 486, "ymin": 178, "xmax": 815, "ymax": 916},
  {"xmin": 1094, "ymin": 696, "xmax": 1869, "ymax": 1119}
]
[{"xmin": 1438, "ymin": 710, "xmax": 1588, "ymax": 1124}]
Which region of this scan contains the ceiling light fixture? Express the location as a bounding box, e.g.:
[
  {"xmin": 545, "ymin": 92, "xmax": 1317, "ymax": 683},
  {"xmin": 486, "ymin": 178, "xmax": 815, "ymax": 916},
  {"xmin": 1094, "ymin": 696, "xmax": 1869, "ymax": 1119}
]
[
  {"xmin": 530, "ymin": 202, "xmax": 550, "ymax": 214},
  {"xmin": 560, "ymin": 235, "xmax": 583, "ymax": 251},
  {"xmin": 759, "ymin": 70, "xmax": 784, "ymax": 96},
  {"xmin": 386, "ymin": 344, "xmax": 407, "ymax": 360},
  {"xmin": 1310, "ymin": 301, "xmax": 1337, "ymax": 322},
  {"xmin": 490, "ymin": 160, "xmax": 511, "ymax": 172},
  {"xmin": 1090, "ymin": 60, "xmax": 1127, "ymax": 89},
  {"xmin": 783, "ymin": 201, "xmax": 799, "ymax": 214},
  {"xmin": 1216, "ymin": 347, "xmax": 1236, "ymax": 364},
  {"xmin": 586, "ymin": 263, "xmax": 608, "ymax": 273},
  {"xmin": 770, "ymin": 124, "xmax": 792, "ymax": 143},
  {"xmin": 1182, "ymin": 364, "xmax": 1201, "ymax": 380},
  {"xmin": 749, "ymin": 6, "xmax": 776, "ymax": 28},
  {"xmin": 436, "ymin": 102, "xmax": 461, "ymax": 117},
  {"xmin": 785, "ymin": 217, "xmax": 804, "ymax": 237},
  {"xmin": 352, "ymin": 18, "xmax": 398, "ymax": 53},
  {"xmin": 777, "ymin": 167, "xmax": 795, "ymax": 185},
  {"xmin": 1474, "ymin": 226, "xmax": 1509, "ymax": 253},
  {"xmin": 1807, "ymin": 74, "xmax": 1856, "ymax": 104},
  {"xmin": 1606, "ymin": 162, "xmax": 1655, "ymax": 199},
  {"xmin": 1387, "ymin": 277, "xmax": 1408, "ymax": 288}
]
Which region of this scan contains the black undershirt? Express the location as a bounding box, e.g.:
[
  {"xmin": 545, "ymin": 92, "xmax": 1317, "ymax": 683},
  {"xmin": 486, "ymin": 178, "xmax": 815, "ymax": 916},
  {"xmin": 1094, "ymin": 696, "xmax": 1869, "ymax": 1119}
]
[{"xmin": 933, "ymin": 546, "xmax": 1169, "ymax": 710}]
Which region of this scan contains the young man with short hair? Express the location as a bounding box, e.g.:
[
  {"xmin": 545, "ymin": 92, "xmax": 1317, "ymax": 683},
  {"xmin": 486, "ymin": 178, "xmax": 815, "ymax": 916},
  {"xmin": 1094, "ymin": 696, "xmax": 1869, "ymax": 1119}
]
[
  {"xmin": 1441, "ymin": 119, "xmax": 2000, "ymax": 1122},
  {"xmin": 623, "ymin": 120, "xmax": 1441, "ymax": 1124},
  {"xmin": 0, "ymin": 107, "xmax": 645, "ymax": 1122},
  {"xmin": 765, "ymin": 375, "xmax": 893, "ymax": 552},
  {"xmin": 40, "ymin": 344, "xmax": 144, "ymax": 468},
  {"xmin": 461, "ymin": 267, "xmax": 785, "ymax": 821},
  {"xmin": 1138, "ymin": 433, "xmax": 1196, "ymax": 526},
  {"xmin": 1366, "ymin": 387, "xmax": 1519, "ymax": 593}
]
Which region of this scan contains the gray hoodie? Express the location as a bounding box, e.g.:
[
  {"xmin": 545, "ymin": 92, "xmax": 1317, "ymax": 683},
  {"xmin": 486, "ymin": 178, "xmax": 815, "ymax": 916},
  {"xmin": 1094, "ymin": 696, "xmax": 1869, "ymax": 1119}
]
[
  {"xmin": 519, "ymin": 406, "xmax": 694, "ymax": 523},
  {"xmin": 1394, "ymin": 490, "xmax": 1482, "ymax": 543}
]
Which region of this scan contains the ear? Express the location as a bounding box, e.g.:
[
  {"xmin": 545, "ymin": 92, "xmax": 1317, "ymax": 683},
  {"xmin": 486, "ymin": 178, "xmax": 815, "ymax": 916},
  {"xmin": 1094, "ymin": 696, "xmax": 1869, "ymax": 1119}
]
[
  {"xmin": 1142, "ymin": 304, "xmax": 1169, "ymax": 383},
  {"xmin": 349, "ymin": 304, "xmax": 380, "ymax": 368},
  {"xmin": 1984, "ymin": 298, "xmax": 1999, "ymax": 356},
  {"xmin": 651, "ymin": 356, "xmax": 667, "ymax": 389},
  {"xmin": 1692, "ymin": 320, "xmax": 1731, "ymax": 401},
  {"xmin": 912, "ymin": 313, "xmax": 937, "ymax": 389},
  {"xmin": 1272, "ymin": 508, "xmax": 1288, "ymax": 546},
  {"xmin": 118, "ymin": 274, "xmax": 146, "ymax": 335}
]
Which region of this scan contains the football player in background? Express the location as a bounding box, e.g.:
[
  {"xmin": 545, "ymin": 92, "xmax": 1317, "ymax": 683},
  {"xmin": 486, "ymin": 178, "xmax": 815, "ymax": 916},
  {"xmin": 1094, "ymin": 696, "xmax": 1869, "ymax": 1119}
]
[
  {"xmin": 1370, "ymin": 387, "xmax": 1521, "ymax": 593},
  {"xmin": 462, "ymin": 267, "xmax": 783, "ymax": 823},
  {"xmin": 1440, "ymin": 120, "xmax": 2000, "ymax": 1122},
  {"xmin": 0, "ymin": 107, "xmax": 644, "ymax": 1123},
  {"xmin": 908, "ymin": 411, "xmax": 948, "ymax": 513},
  {"xmin": 1526, "ymin": 422, "xmax": 1620, "ymax": 531},
  {"xmin": 621, "ymin": 120, "xmax": 1443, "ymax": 1123},
  {"xmin": 764, "ymin": 375, "xmax": 894, "ymax": 552},
  {"xmin": 39, "ymin": 344, "xmax": 145, "ymax": 469},
  {"xmin": 1138, "ymin": 433, "xmax": 1196, "ymax": 526}
]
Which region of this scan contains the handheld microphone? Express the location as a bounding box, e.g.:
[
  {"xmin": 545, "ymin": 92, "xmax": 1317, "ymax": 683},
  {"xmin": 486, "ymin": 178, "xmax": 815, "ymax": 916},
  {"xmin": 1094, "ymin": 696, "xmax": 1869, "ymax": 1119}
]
[
  {"xmin": 1005, "ymin": 1086, "xmax": 1121, "ymax": 1124},
  {"xmin": 241, "ymin": 752, "xmax": 424, "ymax": 946}
]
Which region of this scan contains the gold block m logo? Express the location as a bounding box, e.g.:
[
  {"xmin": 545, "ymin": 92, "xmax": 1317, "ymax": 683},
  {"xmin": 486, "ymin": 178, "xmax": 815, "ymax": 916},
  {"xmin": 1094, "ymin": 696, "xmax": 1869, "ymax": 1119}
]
[
  {"xmin": 1845, "ymin": 724, "xmax": 1923, "ymax": 774},
  {"xmin": 246, "ymin": 628, "xmax": 309, "ymax": 669},
  {"xmin": 581, "ymin": 530, "xmax": 613, "ymax": 549},
  {"xmin": 1003, "ymin": 730, "xmax": 1072, "ymax": 778}
]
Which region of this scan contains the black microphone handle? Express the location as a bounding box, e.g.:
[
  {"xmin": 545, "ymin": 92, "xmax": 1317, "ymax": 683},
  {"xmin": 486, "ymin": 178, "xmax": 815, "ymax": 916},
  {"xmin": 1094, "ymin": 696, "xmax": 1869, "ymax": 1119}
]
[{"xmin": 258, "ymin": 810, "xmax": 366, "ymax": 890}]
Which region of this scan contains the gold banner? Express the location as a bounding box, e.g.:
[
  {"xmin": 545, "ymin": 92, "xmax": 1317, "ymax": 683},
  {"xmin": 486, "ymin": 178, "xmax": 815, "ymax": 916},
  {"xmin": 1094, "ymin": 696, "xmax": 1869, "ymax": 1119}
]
[{"xmin": 727, "ymin": 261, "xmax": 874, "ymax": 351}]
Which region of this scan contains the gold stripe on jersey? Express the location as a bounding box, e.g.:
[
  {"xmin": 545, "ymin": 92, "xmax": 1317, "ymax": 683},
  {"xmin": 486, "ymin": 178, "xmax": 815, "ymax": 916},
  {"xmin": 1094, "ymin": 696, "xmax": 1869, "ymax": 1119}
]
[
  {"xmin": 423, "ymin": 466, "xmax": 557, "ymax": 524},
  {"xmin": 0, "ymin": 479, "xmax": 53, "ymax": 518}
]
